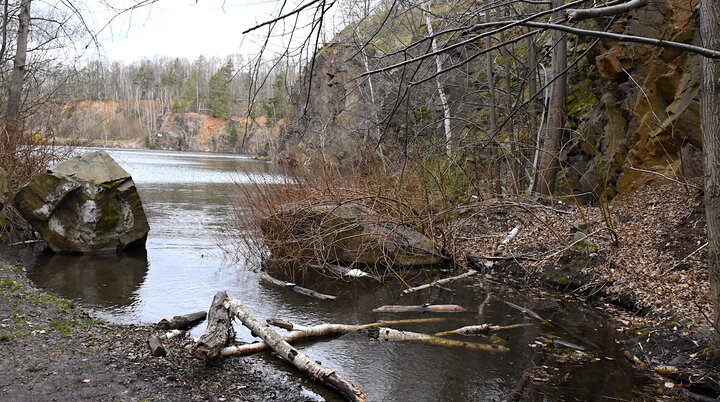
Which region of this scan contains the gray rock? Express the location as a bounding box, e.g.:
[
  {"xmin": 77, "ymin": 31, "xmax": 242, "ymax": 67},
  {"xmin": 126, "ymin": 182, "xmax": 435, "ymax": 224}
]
[
  {"xmin": 0, "ymin": 166, "xmax": 7, "ymax": 212},
  {"xmin": 13, "ymin": 150, "xmax": 149, "ymax": 254},
  {"xmin": 261, "ymin": 203, "xmax": 447, "ymax": 268}
]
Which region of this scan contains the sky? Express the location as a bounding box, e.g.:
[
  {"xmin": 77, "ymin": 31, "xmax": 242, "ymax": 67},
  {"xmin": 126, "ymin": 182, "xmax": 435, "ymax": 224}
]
[{"xmin": 90, "ymin": 0, "xmax": 311, "ymax": 62}]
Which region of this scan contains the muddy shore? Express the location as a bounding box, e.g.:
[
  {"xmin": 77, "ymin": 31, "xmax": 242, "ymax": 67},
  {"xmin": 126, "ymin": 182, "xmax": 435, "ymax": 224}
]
[{"xmin": 0, "ymin": 262, "xmax": 317, "ymax": 401}]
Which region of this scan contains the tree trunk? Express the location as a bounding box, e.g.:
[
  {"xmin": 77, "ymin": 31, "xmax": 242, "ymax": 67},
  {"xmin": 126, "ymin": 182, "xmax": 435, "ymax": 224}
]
[
  {"xmin": 423, "ymin": 8, "xmax": 453, "ymax": 158},
  {"xmin": 534, "ymin": 0, "xmax": 567, "ymax": 196},
  {"xmin": 486, "ymin": 10, "xmax": 502, "ymax": 195},
  {"xmin": 5, "ymin": 0, "xmax": 31, "ymax": 139},
  {"xmin": 700, "ymin": 0, "xmax": 720, "ymax": 345},
  {"xmin": 228, "ymin": 300, "xmax": 367, "ymax": 402}
]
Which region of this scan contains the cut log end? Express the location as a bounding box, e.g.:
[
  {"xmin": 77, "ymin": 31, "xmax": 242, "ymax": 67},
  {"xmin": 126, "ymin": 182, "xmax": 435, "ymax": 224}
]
[{"xmin": 148, "ymin": 335, "xmax": 167, "ymax": 357}]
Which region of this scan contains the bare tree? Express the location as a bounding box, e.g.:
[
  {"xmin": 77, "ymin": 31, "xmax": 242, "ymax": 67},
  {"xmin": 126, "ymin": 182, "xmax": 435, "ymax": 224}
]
[
  {"xmin": 4, "ymin": 0, "xmax": 31, "ymax": 139},
  {"xmin": 700, "ymin": 0, "xmax": 720, "ymax": 343}
]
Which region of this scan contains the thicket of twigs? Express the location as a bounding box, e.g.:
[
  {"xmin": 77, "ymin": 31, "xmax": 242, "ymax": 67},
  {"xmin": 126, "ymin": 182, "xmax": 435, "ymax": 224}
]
[
  {"xmin": 0, "ymin": 129, "xmax": 71, "ymax": 242},
  {"xmin": 229, "ymin": 162, "xmax": 470, "ymax": 281}
]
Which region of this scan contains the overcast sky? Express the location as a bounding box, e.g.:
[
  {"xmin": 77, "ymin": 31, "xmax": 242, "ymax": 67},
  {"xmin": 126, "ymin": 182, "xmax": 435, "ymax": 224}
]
[{"xmin": 92, "ymin": 0, "xmax": 308, "ymax": 62}]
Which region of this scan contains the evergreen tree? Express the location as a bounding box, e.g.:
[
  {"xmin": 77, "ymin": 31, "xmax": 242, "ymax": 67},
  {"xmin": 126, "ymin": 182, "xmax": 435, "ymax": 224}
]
[
  {"xmin": 172, "ymin": 72, "xmax": 198, "ymax": 113},
  {"xmin": 262, "ymin": 71, "xmax": 287, "ymax": 120},
  {"xmin": 207, "ymin": 60, "xmax": 233, "ymax": 119}
]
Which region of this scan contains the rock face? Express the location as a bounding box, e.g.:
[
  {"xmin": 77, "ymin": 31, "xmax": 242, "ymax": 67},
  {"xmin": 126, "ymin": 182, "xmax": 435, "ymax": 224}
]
[
  {"xmin": 13, "ymin": 151, "xmax": 150, "ymax": 254},
  {"xmin": 558, "ymin": 0, "xmax": 702, "ymax": 198},
  {"xmin": 153, "ymin": 112, "xmax": 274, "ymax": 157},
  {"xmin": 261, "ymin": 203, "xmax": 447, "ymax": 268},
  {"xmin": 0, "ymin": 166, "xmax": 7, "ymax": 212}
]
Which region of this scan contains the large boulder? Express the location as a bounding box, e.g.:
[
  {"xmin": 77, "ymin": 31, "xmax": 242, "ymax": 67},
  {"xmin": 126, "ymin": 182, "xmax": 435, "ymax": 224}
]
[
  {"xmin": 261, "ymin": 203, "xmax": 447, "ymax": 268},
  {"xmin": 0, "ymin": 166, "xmax": 7, "ymax": 212},
  {"xmin": 13, "ymin": 150, "xmax": 150, "ymax": 254}
]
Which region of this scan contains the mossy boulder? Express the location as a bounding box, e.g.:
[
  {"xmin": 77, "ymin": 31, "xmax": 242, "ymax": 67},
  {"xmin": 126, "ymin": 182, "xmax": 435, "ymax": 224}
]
[
  {"xmin": 261, "ymin": 203, "xmax": 447, "ymax": 268},
  {"xmin": 13, "ymin": 151, "xmax": 149, "ymax": 254}
]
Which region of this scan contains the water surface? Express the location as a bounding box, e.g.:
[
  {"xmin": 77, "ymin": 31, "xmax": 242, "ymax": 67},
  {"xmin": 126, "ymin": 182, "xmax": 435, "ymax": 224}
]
[{"xmin": 4, "ymin": 148, "xmax": 645, "ymax": 401}]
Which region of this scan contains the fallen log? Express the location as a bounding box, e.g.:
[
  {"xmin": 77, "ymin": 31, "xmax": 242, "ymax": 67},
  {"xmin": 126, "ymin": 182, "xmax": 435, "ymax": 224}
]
[
  {"xmin": 373, "ymin": 304, "xmax": 467, "ymax": 313},
  {"xmin": 222, "ymin": 317, "xmax": 446, "ymax": 357},
  {"xmin": 366, "ymin": 327, "xmax": 508, "ymax": 352},
  {"xmin": 156, "ymin": 311, "xmax": 207, "ymax": 330},
  {"xmin": 261, "ymin": 273, "xmax": 336, "ymax": 301},
  {"xmin": 401, "ymin": 270, "xmax": 477, "ymax": 295},
  {"xmin": 148, "ymin": 335, "xmax": 167, "ymax": 357},
  {"xmin": 227, "ymin": 299, "xmax": 367, "ymax": 402},
  {"xmin": 191, "ymin": 290, "xmax": 233, "ymax": 360},
  {"xmin": 434, "ymin": 323, "xmax": 533, "ymax": 337}
]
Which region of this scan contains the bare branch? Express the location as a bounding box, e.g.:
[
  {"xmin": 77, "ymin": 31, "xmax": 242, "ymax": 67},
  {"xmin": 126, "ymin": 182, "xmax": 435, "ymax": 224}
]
[{"xmin": 566, "ymin": 0, "xmax": 647, "ymax": 22}]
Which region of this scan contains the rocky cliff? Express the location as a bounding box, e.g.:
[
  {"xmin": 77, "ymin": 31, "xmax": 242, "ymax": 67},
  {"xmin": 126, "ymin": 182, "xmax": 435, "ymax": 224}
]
[
  {"xmin": 280, "ymin": 0, "xmax": 704, "ymax": 199},
  {"xmin": 153, "ymin": 113, "xmax": 275, "ymax": 157},
  {"xmin": 561, "ymin": 0, "xmax": 702, "ymax": 198}
]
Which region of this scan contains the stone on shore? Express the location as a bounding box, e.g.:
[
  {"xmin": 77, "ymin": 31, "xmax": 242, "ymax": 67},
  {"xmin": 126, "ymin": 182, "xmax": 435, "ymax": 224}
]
[{"xmin": 13, "ymin": 150, "xmax": 150, "ymax": 254}]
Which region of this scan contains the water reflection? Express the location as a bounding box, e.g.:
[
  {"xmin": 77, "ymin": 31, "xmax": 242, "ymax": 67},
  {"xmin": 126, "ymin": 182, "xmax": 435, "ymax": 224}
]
[
  {"xmin": 27, "ymin": 248, "xmax": 148, "ymax": 307},
  {"xmin": 4, "ymin": 148, "xmax": 646, "ymax": 401}
]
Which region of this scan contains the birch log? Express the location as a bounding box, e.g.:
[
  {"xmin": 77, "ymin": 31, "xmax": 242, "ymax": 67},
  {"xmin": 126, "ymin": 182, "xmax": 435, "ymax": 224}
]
[
  {"xmin": 261, "ymin": 273, "xmax": 337, "ymax": 301},
  {"xmin": 373, "ymin": 304, "xmax": 467, "ymax": 313},
  {"xmin": 222, "ymin": 317, "xmax": 446, "ymax": 357},
  {"xmin": 401, "ymin": 270, "xmax": 477, "ymax": 295},
  {"xmin": 366, "ymin": 327, "xmax": 509, "ymax": 352},
  {"xmin": 227, "ymin": 299, "xmax": 367, "ymax": 402}
]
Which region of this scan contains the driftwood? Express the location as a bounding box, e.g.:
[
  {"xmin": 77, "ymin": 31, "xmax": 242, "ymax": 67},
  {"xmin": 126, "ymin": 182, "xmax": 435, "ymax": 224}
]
[
  {"xmin": 261, "ymin": 273, "xmax": 336, "ymax": 301},
  {"xmin": 148, "ymin": 335, "xmax": 167, "ymax": 357},
  {"xmin": 310, "ymin": 263, "xmax": 380, "ymax": 281},
  {"xmin": 160, "ymin": 329, "xmax": 185, "ymax": 340},
  {"xmin": 495, "ymin": 225, "xmax": 521, "ymax": 256},
  {"xmin": 434, "ymin": 323, "xmax": 532, "ymax": 337},
  {"xmin": 373, "ymin": 304, "xmax": 466, "ymax": 313},
  {"xmin": 156, "ymin": 311, "xmax": 207, "ymax": 330},
  {"xmin": 222, "ymin": 317, "xmax": 446, "ymax": 357},
  {"xmin": 401, "ymin": 270, "xmax": 477, "ymax": 295},
  {"xmin": 504, "ymin": 301, "xmax": 553, "ymax": 326},
  {"xmin": 366, "ymin": 327, "xmax": 508, "ymax": 352},
  {"xmin": 227, "ymin": 299, "xmax": 367, "ymax": 402},
  {"xmin": 192, "ymin": 290, "xmax": 233, "ymax": 360}
]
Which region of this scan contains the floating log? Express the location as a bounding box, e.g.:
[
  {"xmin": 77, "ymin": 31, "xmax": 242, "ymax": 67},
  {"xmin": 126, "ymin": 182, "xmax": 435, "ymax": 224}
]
[
  {"xmin": 222, "ymin": 317, "xmax": 446, "ymax": 357},
  {"xmin": 227, "ymin": 299, "xmax": 367, "ymax": 402},
  {"xmin": 434, "ymin": 323, "xmax": 533, "ymax": 337},
  {"xmin": 366, "ymin": 327, "xmax": 508, "ymax": 352},
  {"xmin": 401, "ymin": 270, "xmax": 477, "ymax": 295},
  {"xmin": 373, "ymin": 304, "xmax": 467, "ymax": 313},
  {"xmin": 148, "ymin": 335, "xmax": 167, "ymax": 357},
  {"xmin": 156, "ymin": 311, "xmax": 207, "ymax": 330},
  {"xmin": 191, "ymin": 290, "xmax": 233, "ymax": 360},
  {"xmin": 261, "ymin": 273, "xmax": 336, "ymax": 301}
]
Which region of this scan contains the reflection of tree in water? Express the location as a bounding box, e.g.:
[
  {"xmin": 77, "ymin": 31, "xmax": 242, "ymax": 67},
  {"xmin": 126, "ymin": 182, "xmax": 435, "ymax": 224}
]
[{"xmin": 27, "ymin": 248, "xmax": 148, "ymax": 308}]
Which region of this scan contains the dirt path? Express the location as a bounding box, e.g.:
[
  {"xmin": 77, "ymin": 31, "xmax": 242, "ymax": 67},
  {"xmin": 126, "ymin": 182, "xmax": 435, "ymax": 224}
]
[{"xmin": 0, "ymin": 263, "xmax": 315, "ymax": 401}]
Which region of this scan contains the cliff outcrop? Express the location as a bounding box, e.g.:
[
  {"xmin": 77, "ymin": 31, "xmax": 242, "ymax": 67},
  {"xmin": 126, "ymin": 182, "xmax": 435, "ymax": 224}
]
[
  {"xmin": 153, "ymin": 113, "xmax": 275, "ymax": 157},
  {"xmin": 561, "ymin": 0, "xmax": 702, "ymax": 198},
  {"xmin": 281, "ymin": 0, "xmax": 704, "ymax": 199}
]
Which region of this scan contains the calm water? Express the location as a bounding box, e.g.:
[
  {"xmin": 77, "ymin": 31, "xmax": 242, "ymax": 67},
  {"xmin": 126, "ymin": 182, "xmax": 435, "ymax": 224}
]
[{"xmin": 3, "ymin": 148, "xmax": 645, "ymax": 401}]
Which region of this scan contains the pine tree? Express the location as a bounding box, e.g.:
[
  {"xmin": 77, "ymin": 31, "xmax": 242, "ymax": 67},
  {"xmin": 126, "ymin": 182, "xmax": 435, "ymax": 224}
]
[
  {"xmin": 172, "ymin": 72, "xmax": 198, "ymax": 113},
  {"xmin": 207, "ymin": 60, "xmax": 233, "ymax": 119}
]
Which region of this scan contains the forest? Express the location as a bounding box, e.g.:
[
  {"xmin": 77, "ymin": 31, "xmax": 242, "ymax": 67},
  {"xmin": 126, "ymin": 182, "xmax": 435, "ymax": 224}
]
[{"xmin": 0, "ymin": 0, "xmax": 719, "ymax": 400}]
